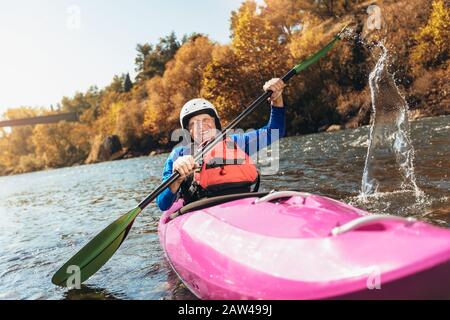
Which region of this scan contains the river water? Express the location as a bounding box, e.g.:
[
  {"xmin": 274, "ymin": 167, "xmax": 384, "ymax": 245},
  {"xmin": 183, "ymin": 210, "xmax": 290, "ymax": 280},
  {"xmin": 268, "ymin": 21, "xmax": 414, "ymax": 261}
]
[{"xmin": 0, "ymin": 115, "xmax": 448, "ymax": 300}]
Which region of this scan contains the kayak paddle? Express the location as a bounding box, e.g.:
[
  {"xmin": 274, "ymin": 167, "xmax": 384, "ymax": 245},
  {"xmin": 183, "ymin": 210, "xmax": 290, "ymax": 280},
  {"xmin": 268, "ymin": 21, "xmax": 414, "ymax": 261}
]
[{"xmin": 51, "ymin": 24, "xmax": 349, "ymax": 287}]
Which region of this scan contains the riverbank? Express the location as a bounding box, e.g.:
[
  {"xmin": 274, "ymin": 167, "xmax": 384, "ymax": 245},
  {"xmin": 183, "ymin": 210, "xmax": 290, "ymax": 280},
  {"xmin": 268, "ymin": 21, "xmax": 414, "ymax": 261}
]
[{"xmin": 1, "ymin": 112, "xmax": 448, "ymax": 178}]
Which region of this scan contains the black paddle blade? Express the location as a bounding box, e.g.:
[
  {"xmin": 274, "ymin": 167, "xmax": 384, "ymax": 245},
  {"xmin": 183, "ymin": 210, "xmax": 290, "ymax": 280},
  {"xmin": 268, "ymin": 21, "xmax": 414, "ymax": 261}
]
[{"xmin": 51, "ymin": 207, "xmax": 142, "ymax": 287}]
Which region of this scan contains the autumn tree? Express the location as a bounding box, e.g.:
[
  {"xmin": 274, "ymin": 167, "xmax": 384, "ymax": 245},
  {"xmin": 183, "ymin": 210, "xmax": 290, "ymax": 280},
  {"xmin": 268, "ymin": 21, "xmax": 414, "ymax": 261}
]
[
  {"xmin": 115, "ymin": 100, "xmax": 145, "ymax": 147},
  {"xmin": 202, "ymin": 45, "xmax": 247, "ymax": 124},
  {"xmin": 262, "ymin": 0, "xmax": 312, "ymax": 42},
  {"xmin": 32, "ymin": 122, "xmax": 91, "ymax": 168},
  {"xmin": 231, "ymin": 1, "xmax": 288, "ymax": 78},
  {"xmin": 0, "ymin": 107, "xmax": 41, "ymax": 173},
  {"xmin": 203, "ymin": 0, "xmax": 292, "ymax": 128},
  {"xmin": 93, "ymin": 72, "xmax": 144, "ymax": 150},
  {"xmin": 411, "ymin": 0, "xmax": 449, "ymax": 68},
  {"xmin": 143, "ymin": 36, "xmax": 215, "ymax": 142},
  {"xmin": 1, "ymin": 108, "xmax": 39, "ymax": 157},
  {"xmin": 313, "ymin": 0, "xmax": 361, "ymax": 17}
]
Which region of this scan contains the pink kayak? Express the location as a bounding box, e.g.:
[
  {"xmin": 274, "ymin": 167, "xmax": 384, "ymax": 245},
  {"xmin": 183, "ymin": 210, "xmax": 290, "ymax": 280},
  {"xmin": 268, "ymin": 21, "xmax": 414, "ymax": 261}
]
[{"xmin": 158, "ymin": 191, "xmax": 450, "ymax": 299}]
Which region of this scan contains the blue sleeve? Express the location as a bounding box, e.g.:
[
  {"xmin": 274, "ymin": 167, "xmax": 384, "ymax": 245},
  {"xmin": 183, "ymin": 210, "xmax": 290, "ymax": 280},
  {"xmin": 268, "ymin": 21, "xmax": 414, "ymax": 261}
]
[
  {"xmin": 231, "ymin": 106, "xmax": 286, "ymax": 156},
  {"xmin": 156, "ymin": 148, "xmax": 182, "ymax": 211}
]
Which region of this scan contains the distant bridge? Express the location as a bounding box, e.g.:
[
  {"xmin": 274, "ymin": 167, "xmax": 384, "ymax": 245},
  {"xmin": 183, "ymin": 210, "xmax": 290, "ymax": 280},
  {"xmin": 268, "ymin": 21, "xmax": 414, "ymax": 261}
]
[{"xmin": 0, "ymin": 112, "xmax": 79, "ymax": 128}]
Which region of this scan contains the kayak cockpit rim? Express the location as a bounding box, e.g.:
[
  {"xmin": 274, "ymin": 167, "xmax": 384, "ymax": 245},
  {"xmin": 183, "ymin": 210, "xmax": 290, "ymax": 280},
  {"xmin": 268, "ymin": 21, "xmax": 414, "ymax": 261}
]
[{"xmin": 167, "ymin": 190, "xmax": 313, "ymax": 221}]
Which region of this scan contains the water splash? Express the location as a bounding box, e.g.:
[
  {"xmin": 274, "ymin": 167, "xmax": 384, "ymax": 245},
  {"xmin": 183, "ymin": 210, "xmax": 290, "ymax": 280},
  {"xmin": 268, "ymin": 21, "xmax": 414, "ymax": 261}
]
[{"xmin": 360, "ymin": 43, "xmax": 423, "ymax": 201}]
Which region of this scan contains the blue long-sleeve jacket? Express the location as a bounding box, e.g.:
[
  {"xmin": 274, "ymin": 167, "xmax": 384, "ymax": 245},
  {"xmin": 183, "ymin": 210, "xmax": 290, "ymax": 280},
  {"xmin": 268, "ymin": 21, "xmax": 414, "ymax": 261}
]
[{"xmin": 156, "ymin": 106, "xmax": 286, "ymax": 211}]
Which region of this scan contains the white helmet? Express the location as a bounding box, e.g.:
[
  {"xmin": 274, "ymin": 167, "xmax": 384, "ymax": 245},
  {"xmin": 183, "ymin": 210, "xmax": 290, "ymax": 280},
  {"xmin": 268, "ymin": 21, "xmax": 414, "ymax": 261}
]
[{"xmin": 180, "ymin": 98, "xmax": 221, "ymax": 130}]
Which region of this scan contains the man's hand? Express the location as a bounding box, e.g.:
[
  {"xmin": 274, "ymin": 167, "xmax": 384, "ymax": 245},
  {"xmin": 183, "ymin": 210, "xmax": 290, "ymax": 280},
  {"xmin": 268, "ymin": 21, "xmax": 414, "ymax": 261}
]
[
  {"xmin": 170, "ymin": 155, "xmax": 196, "ymax": 193},
  {"xmin": 263, "ymin": 78, "xmax": 286, "ymax": 107}
]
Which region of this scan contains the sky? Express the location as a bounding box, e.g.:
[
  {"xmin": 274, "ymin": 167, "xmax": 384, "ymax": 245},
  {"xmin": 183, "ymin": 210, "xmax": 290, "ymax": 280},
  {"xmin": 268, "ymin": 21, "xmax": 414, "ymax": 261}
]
[{"xmin": 0, "ymin": 0, "xmax": 264, "ymax": 117}]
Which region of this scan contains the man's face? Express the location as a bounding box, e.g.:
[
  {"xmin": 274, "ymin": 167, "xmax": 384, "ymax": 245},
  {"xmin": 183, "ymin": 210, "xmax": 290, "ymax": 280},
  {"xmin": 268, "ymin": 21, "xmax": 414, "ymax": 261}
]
[{"xmin": 188, "ymin": 114, "xmax": 217, "ymax": 144}]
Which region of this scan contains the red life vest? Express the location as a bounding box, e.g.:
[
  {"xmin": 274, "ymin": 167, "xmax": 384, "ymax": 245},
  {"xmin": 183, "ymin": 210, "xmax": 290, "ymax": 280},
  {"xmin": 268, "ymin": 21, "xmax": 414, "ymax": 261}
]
[
  {"xmin": 180, "ymin": 138, "xmax": 259, "ymax": 202},
  {"xmin": 195, "ymin": 137, "xmax": 258, "ymax": 193}
]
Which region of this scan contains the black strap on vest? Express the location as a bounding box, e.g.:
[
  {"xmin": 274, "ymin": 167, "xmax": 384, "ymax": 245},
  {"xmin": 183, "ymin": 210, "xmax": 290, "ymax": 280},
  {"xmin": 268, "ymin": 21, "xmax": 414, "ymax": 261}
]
[
  {"xmin": 180, "ymin": 171, "xmax": 261, "ymax": 205},
  {"xmin": 253, "ymin": 172, "xmax": 260, "ymax": 192}
]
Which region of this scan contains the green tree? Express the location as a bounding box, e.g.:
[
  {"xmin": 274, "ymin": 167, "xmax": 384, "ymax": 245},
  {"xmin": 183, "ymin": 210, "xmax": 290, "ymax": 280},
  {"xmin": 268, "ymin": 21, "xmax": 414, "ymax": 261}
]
[
  {"xmin": 106, "ymin": 74, "xmax": 126, "ymax": 93},
  {"xmin": 181, "ymin": 32, "xmax": 206, "ymax": 44},
  {"xmin": 61, "ymin": 86, "xmax": 101, "ymax": 124},
  {"xmin": 123, "ymin": 73, "xmax": 133, "ymax": 92},
  {"xmin": 61, "ymin": 87, "xmax": 100, "ymax": 113},
  {"xmin": 135, "ymin": 32, "xmax": 181, "ymax": 82}
]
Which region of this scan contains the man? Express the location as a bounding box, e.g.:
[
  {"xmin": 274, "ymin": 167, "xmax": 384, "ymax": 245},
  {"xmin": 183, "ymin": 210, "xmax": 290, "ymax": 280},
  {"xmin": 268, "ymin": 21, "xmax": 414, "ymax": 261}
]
[{"xmin": 156, "ymin": 78, "xmax": 286, "ymax": 211}]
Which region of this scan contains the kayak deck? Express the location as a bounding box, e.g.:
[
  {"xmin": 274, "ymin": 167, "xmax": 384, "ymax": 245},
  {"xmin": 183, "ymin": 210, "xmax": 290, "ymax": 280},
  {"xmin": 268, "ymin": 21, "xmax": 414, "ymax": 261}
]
[{"xmin": 158, "ymin": 191, "xmax": 450, "ymax": 299}]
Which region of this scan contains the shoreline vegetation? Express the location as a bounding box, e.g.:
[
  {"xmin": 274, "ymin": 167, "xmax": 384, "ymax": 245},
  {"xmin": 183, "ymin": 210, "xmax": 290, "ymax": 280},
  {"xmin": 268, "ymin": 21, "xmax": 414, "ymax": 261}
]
[
  {"xmin": 0, "ymin": 0, "xmax": 448, "ymax": 177},
  {"xmin": 1, "ymin": 113, "xmax": 446, "ymax": 180}
]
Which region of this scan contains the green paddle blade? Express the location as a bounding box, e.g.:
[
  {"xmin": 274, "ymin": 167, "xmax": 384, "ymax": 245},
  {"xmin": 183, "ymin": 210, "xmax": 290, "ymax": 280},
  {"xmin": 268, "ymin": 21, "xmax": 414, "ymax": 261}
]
[
  {"xmin": 52, "ymin": 207, "xmax": 142, "ymax": 287},
  {"xmin": 293, "ymin": 24, "xmax": 349, "ymax": 74},
  {"xmin": 293, "ymin": 36, "xmax": 341, "ymax": 74}
]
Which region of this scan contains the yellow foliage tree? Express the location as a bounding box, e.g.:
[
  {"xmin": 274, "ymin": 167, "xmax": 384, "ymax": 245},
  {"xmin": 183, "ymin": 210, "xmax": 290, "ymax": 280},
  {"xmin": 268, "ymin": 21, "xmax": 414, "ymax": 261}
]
[
  {"xmin": 411, "ymin": 0, "xmax": 449, "ymax": 68},
  {"xmin": 231, "ymin": 0, "xmax": 287, "ymax": 78},
  {"xmin": 0, "ymin": 107, "xmax": 41, "ymax": 173},
  {"xmin": 201, "ymin": 45, "xmax": 247, "ymax": 124},
  {"xmin": 288, "ymin": 14, "xmax": 326, "ymax": 61},
  {"xmin": 97, "ymin": 101, "xmax": 125, "ymax": 136},
  {"xmin": 202, "ymin": 0, "xmax": 292, "ymax": 129},
  {"xmin": 32, "ymin": 122, "xmax": 91, "ymax": 169},
  {"xmin": 262, "ymin": 0, "xmax": 312, "ymax": 41},
  {"xmin": 143, "ymin": 36, "xmax": 215, "ymax": 141},
  {"xmin": 115, "ymin": 100, "xmax": 145, "ymax": 146}
]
